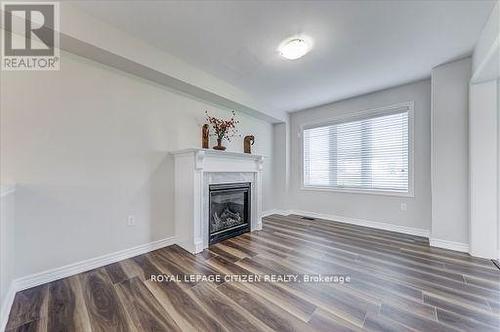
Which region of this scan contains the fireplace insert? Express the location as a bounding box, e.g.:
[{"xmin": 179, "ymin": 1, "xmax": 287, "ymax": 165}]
[{"xmin": 209, "ymin": 182, "xmax": 250, "ymax": 245}]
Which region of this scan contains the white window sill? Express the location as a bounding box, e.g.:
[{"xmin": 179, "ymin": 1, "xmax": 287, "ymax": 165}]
[{"xmin": 300, "ymin": 185, "xmax": 414, "ymax": 198}]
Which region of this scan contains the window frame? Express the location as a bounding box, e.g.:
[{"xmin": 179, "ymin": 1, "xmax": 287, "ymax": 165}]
[{"xmin": 300, "ymin": 101, "xmax": 415, "ymax": 197}]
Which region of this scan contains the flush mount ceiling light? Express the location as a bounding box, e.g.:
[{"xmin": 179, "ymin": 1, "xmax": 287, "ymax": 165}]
[{"xmin": 278, "ymin": 36, "xmax": 313, "ymax": 60}]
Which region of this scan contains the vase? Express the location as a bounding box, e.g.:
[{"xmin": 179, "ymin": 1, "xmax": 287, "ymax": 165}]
[{"xmin": 213, "ymin": 138, "xmax": 226, "ymax": 151}]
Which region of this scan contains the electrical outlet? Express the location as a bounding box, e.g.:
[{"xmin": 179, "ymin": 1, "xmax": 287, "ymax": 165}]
[
  {"xmin": 400, "ymin": 203, "xmax": 407, "ymax": 212},
  {"xmin": 127, "ymin": 215, "xmax": 136, "ymax": 226}
]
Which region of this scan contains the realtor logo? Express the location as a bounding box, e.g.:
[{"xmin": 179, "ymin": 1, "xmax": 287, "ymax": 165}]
[{"xmin": 2, "ymin": 2, "xmax": 60, "ymax": 70}]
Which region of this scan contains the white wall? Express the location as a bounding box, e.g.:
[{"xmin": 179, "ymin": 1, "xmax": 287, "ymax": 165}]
[
  {"xmin": 286, "ymin": 80, "xmax": 432, "ymax": 231},
  {"xmin": 430, "ymin": 58, "xmax": 471, "ymax": 246},
  {"xmin": 0, "ymin": 51, "xmax": 273, "ymax": 278},
  {"xmin": 469, "ymin": 80, "xmax": 499, "ymax": 258},
  {"xmin": 272, "ymin": 122, "xmax": 288, "ymax": 211},
  {"xmin": 472, "ymin": 0, "xmax": 499, "ymax": 83},
  {"xmin": 0, "ymin": 186, "xmax": 15, "ymax": 326},
  {"xmin": 469, "ymin": 0, "xmax": 499, "ymax": 259}
]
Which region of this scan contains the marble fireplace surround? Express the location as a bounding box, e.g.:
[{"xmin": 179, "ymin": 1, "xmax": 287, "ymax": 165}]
[{"xmin": 171, "ymin": 148, "xmax": 264, "ymax": 254}]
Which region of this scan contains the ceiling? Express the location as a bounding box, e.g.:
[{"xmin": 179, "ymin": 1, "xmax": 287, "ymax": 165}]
[{"xmin": 73, "ymin": 0, "xmax": 495, "ymax": 114}]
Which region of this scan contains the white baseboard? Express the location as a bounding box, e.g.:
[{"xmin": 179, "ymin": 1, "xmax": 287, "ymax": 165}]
[
  {"xmin": 0, "ymin": 283, "xmax": 16, "ymax": 332},
  {"xmin": 261, "ymin": 209, "xmax": 290, "ymax": 218},
  {"xmin": 267, "ymin": 209, "xmax": 430, "ymax": 238},
  {"xmin": 429, "ymin": 238, "xmax": 469, "ymax": 253},
  {"xmin": 14, "ymin": 236, "xmax": 176, "ymax": 292}
]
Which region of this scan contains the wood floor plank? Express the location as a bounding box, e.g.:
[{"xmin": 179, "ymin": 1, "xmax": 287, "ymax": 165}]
[
  {"xmin": 7, "ymin": 213, "xmax": 499, "ymax": 331},
  {"xmin": 223, "ymin": 238, "xmax": 260, "ymax": 257},
  {"xmin": 214, "ymin": 242, "xmax": 251, "ymax": 259},
  {"xmin": 157, "ymin": 246, "xmax": 226, "ymax": 286},
  {"xmin": 280, "ymin": 235, "xmax": 498, "ymax": 310},
  {"xmin": 272, "ymin": 251, "xmax": 437, "ymax": 321},
  {"xmin": 114, "ymin": 277, "xmax": 181, "ymax": 331},
  {"xmin": 255, "ymin": 226, "xmax": 500, "ymax": 303},
  {"xmin": 148, "ymin": 251, "xmax": 199, "ymax": 289},
  {"xmin": 6, "ymin": 284, "xmax": 48, "ymax": 330},
  {"xmin": 280, "ymin": 214, "xmax": 430, "ymax": 245},
  {"xmin": 244, "ymin": 233, "xmax": 422, "ymax": 298},
  {"xmin": 261, "ymin": 224, "xmax": 441, "ymax": 268},
  {"xmin": 205, "ymin": 255, "xmax": 317, "ymax": 322},
  {"xmin": 241, "ymin": 256, "xmax": 380, "ymax": 326},
  {"xmin": 464, "ymin": 275, "xmax": 500, "ymax": 291},
  {"xmin": 308, "ymin": 308, "xmax": 364, "ymax": 332},
  {"xmin": 487, "ymin": 299, "xmax": 500, "ymax": 313},
  {"xmin": 442, "ymin": 262, "xmax": 500, "ymax": 281},
  {"xmin": 5, "ymin": 318, "xmax": 47, "ymax": 332},
  {"xmin": 435, "ymin": 308, "xmax": 499, "ymax": 332},
  {"xmin": 46, "ymin": 278, "xmax": 77, "ymax": 332},
  {"xmin": 280, "ymin": 215, "xmax": 472, "ymax": 268},
  {"xmin": 208, "ymin": 245, "xmax": 242, "ymax": 262},
  {"xmin": 66, "ymin": 275, "xmax": 92, "ymax": 332},
  {"xmin": 379, "ymin": 304, "xmax": 460, "ymax": 332},
  {"xmin": 363, "ymin": 312, "xmax": 418, "ymax": 332},
  {"xmin": 258, "ymin": 218, "xmax": 500, "ymax": 316},
  {"xmin": 188, "ymin": 282, "xmax": 270, "ymax": 331},
  {"xmin": 264, "ymin": 216, "xmax": 425, "ymax": 252},
  {"xmin": 241, "ymin": 233, "xmax": 295, "ymax": 255},
  {"xmin": 268, "ymin": 215, "xmax": 496, "ymax": 270},
  {"xmin": 80, "ymin": 268, "xmax": 133, "ymax": 332},
  {"xmin": 266, "ymin": 216, "xmax": 426, "ymax": 250},
  {"xmin": 144, "ymin": 278, "xmax": 225, "ymax": 331},
  {"xmin": 216, "ymin": 282, "xmax": 312, "ymax": 332},
  {"xmin": 104, "ymin": 262, "xmax": 130, "ymax": 285},
  {"xmin": 265, "ymin": 220, "xmax": 498, "ymax": 281},
  {"xmin": 275, "ymin": 247, "xmax": 424, "ymax": 302},
  {"xmin": 130, "ymin": 254, "xmax": 164, "ymax": 281},
  {"xmin": 423, "ymin": 293, "xmax": 500, "ymax": 328}
]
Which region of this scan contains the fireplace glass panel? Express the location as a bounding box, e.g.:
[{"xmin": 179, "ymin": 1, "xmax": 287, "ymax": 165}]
[{"xmin": 209, "ymin": 183, "xmax": 250, "ymax": 245}]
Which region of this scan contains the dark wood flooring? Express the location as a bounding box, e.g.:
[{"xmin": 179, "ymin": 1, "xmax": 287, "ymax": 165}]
[{"xmin": 6, "ymin": 214, "xmax": 500, "ymax": 331}]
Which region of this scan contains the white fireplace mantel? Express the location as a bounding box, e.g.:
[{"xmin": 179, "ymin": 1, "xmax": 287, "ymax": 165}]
[{"xmin": 171, "ymin": 148, "xmax": 264, "ymax": 254}]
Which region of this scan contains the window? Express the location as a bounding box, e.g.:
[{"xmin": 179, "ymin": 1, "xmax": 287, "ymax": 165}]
[{"xmin": 302, "ymin": 102, "xmax": 413, "ymax": 195}]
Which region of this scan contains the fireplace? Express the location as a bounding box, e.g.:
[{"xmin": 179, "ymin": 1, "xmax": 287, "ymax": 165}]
[
  {"xmin": 209, "ymin": 182, "xmax": 251, "ymax": 245},
  {"xmin": 172, "ymin": 149, "xmax": 263, "ymax": 254}
]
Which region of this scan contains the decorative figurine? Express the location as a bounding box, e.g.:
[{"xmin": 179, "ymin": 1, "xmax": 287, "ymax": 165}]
[
  {"xmin": 202, "ymin": 124, "xmax": 209, "ymax": 149},
  {"xmin": 244, "ymin": 135, "xmax": 255, "ymax": 154}
]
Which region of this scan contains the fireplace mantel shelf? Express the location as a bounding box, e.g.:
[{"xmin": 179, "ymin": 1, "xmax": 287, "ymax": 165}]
[{"xmin": 170, "ymin": 148, "xmax": 264, "ymax": 160}]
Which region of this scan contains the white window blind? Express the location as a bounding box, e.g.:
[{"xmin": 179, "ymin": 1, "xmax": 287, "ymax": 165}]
[{"xmin": 303, "ymin": 104, "xmax": 410, "ymax": 193}]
